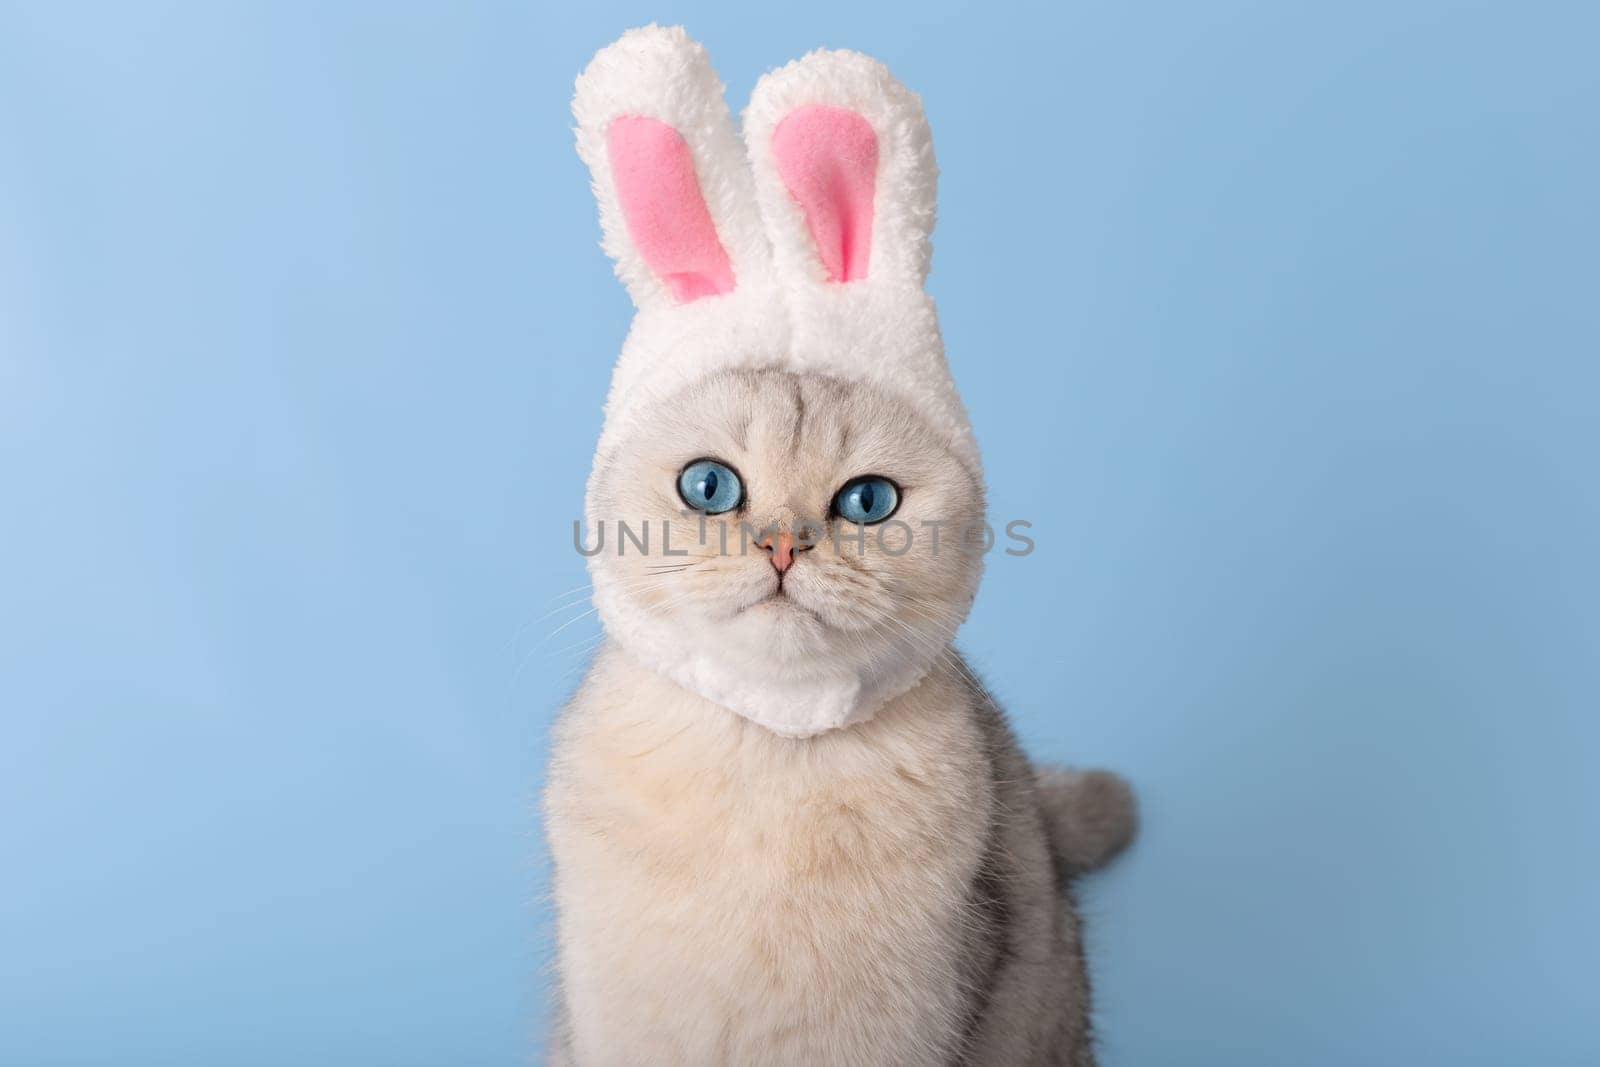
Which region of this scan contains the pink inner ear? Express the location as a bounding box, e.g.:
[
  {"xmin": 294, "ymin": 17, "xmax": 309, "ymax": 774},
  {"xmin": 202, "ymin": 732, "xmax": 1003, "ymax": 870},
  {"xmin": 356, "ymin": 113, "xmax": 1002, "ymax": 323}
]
[
  {"xmin": 771, "ymin": 105, "xmax": 878, "ymax": 283},
  {"xmin": 607, "ymin": 116, "xmax": 736, "ymax": 303}
]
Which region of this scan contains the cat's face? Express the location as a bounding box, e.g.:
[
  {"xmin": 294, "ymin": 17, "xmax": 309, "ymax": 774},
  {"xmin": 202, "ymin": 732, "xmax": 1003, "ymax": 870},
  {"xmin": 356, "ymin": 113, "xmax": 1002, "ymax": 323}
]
[{"xmin": 589, "ymin": 370, "xmax": 984, "ymax": 674}]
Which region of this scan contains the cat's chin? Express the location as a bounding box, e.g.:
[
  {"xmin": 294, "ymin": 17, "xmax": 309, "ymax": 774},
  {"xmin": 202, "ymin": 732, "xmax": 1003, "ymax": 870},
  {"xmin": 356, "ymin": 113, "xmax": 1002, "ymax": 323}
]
[
  {"xmin": 718, "ymin": 591, "xmax": 847, "ymax": 662},
  {"xmin": 738, "ymin": 591, "xmax": 822, "ymax": 627}
]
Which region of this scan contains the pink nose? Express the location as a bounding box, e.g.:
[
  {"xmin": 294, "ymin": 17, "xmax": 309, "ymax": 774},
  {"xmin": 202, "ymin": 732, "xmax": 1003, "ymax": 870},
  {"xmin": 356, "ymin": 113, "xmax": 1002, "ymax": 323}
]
[{"xmin": 759, "ymin": 531, "xmax": 803, "ymax": 574}]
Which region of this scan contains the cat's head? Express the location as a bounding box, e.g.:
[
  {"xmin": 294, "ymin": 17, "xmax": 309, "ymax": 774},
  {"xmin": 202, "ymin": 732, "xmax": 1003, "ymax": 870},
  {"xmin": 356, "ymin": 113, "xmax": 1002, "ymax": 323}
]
[
  {"xmin": 588, "ymin": 368, "xmax": 984, "ymax": 687},
  {"xmin": 573, "ymin": 26, "xmax": 983, "ymax": 736}
]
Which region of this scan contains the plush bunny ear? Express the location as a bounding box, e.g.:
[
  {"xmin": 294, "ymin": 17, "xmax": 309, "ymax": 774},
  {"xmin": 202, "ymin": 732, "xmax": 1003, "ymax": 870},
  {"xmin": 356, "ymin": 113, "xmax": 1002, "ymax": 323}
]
[
  {"xmin": 574, "ymin": 26, "xmax": 768, "ymax": 309},
  {"xmin": 743, "ymin": 49, "xmax": 936, "ymax": 291}
]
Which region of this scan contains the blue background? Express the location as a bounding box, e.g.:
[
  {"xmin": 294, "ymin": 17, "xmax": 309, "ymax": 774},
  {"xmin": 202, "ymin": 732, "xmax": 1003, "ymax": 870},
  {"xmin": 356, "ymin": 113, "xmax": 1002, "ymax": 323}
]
[{"xmin": 3, "ymin": 1, "xmax": 1596, "ymax": 1063}]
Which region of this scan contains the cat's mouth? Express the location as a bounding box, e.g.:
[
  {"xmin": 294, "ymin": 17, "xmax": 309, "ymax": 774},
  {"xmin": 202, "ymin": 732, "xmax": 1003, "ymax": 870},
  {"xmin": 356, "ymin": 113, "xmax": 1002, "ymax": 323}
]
[{"xmin": 741, "ymin": 586, "xmax": 822, "ymax": 623}]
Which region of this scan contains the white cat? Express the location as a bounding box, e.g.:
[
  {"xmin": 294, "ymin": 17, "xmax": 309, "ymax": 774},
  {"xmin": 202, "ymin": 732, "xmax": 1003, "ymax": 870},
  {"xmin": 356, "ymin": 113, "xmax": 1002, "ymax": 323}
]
[{"xmin": 546, "ymin": 27, "xmax": 1135, "ymax": 1065}]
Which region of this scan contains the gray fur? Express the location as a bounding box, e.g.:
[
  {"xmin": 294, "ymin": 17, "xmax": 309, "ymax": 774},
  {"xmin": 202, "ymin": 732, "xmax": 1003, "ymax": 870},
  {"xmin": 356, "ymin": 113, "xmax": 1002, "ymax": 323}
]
[{"xmin": 947, "ymin": 663, "xmax": 1134, "ymax": 1065}]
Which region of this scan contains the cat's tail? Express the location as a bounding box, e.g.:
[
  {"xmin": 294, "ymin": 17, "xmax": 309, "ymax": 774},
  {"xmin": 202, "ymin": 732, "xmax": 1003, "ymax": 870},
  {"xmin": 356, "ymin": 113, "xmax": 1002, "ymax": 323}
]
[{"xmin": 1035, "ymin": 767, "xmax": 1137, "ymax": 879}]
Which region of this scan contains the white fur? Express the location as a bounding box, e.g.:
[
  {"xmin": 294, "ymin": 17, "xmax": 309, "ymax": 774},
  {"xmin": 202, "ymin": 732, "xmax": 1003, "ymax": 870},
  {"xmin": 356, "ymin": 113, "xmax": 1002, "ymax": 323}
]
[
  {"xmin": 547, "ymin": 647, "xmax": 995, "ymax": 1065},
  {"xmin": 573, "ymin": 26, "xmax": 980, "ymax": 736},
  {"xmin": 585, "ymin": 370, "xmax": 983, "ymax": 742}
]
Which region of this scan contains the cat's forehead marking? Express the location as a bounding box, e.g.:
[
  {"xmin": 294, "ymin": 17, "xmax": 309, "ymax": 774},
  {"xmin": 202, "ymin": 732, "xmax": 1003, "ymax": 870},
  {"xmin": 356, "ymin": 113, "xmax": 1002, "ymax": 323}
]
[
  {"xmin": 788, "ymin": 378, "xmax": 807, "ymax": 452},
  {"xmin": 731, "ymin": 404, "xmax": 752, "ymax": 452}
]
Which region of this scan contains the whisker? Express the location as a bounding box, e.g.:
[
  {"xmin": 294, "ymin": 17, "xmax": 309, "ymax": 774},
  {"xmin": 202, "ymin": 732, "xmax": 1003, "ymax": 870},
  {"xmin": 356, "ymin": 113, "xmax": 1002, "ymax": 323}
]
[
  {"xmin": 537, "ymin": 573, "xmax": 685, "ymax": 642},
  {"xmin": 546, "ymin": 604, "xmax": 602, "ymax": 641}
]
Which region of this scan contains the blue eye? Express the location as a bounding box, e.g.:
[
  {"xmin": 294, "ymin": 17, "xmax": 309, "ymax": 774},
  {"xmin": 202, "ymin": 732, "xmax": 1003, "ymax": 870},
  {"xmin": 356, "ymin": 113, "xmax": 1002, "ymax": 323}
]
[
  {"xmin": 677, "ymin": 458, "xmax": 743, "ymax": 514},
  {"xmin": 834, "ymin": 476, "xmax": 900, "ymax": 525}
]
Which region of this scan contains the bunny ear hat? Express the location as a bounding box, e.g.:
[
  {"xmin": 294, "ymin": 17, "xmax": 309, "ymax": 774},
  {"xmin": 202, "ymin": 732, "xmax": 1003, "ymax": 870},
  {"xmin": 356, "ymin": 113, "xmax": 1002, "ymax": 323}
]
[{"xmin": 574, "ymin": 25, "xmax": 982, "ymax": 738}]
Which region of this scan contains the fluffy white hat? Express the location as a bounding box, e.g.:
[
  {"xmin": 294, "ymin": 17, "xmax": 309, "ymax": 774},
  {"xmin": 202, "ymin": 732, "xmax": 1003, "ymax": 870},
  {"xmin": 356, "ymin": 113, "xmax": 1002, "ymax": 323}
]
[{"xmin": 574, "ymin": 25, "xmax": 980, "ymax": 736}]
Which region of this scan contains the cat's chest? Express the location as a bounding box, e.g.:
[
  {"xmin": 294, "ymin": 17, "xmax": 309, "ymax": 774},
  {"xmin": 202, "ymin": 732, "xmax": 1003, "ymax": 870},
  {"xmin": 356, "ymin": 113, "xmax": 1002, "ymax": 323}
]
[
  {"xmin": 551, "ymin": 708, "xmax": 986, "ymax": 915},
  {"xmin": 547, "ymin": 674, "xmax": 991, "ymax": 1063},
  {"xmin": 551, "ymin": 659, "xmax": 989, "ymax": 880}
]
